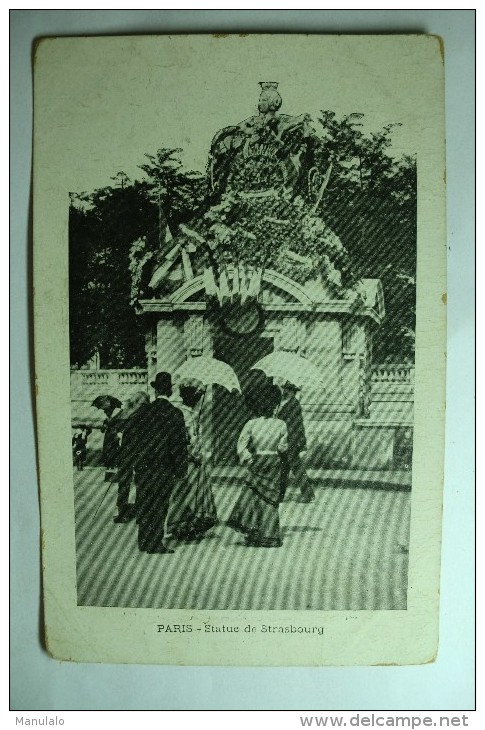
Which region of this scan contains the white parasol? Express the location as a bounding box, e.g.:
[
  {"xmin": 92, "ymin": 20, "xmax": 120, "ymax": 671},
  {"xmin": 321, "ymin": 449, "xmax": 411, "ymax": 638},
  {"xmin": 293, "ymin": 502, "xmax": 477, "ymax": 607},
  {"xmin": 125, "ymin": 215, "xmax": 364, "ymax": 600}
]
[
  {"xmin": 251, "ymin": 351, "xmax": 325, "ymax": 389},
  {"xmin": 172, "ymin": 356, "xmax": 241, "ymax": 392}
]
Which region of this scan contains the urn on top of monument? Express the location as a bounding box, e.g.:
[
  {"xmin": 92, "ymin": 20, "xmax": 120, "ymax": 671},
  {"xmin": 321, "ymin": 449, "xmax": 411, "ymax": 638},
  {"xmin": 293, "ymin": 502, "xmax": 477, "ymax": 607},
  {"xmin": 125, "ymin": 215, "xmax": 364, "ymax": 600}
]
[{"xmin": 257, "ymin": 81, "xmax": 282, "ymax": 118}]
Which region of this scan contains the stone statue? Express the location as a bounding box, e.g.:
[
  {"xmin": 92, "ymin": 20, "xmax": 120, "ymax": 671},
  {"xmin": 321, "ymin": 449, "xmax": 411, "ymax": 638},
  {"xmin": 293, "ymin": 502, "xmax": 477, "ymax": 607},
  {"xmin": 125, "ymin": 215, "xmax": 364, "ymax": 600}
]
[
  {"xmin": 146, "ymin": 83, "xmax": 348, "ymax": 316},
  {"xmin": 208, "ymin": 82, "xmax": 328, "ymax": 202}
]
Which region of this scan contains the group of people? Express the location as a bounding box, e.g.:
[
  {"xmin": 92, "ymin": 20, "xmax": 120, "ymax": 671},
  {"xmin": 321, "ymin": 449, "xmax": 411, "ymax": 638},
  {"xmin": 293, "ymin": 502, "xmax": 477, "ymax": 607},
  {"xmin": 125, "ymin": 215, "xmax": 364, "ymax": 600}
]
[
  {"xmin": 93, "ymin": 371, "xmax": 315, "ymax": 554},
  {"xmin": 227, "ymin": 378, "xmax": 315, "ymax": 548}
]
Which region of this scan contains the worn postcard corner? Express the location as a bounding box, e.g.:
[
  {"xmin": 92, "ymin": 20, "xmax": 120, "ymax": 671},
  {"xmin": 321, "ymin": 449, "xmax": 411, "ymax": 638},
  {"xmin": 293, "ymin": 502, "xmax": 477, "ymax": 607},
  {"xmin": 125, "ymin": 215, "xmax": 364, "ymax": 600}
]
[{"xmin": 34, "ymin": 33, "xmax": 446, "ymax": 666}]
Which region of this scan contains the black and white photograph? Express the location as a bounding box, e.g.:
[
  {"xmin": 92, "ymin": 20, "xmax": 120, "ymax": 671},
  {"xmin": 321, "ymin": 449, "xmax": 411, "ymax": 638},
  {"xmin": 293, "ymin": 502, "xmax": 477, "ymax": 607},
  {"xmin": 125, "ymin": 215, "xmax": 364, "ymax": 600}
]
[
  {"xmin": 33, "ymin": 34, "xmax": 446, "ymax": 665},
  {"xmin": 69, "ymin": 69, "xmax": 415, "ymax": 612}
]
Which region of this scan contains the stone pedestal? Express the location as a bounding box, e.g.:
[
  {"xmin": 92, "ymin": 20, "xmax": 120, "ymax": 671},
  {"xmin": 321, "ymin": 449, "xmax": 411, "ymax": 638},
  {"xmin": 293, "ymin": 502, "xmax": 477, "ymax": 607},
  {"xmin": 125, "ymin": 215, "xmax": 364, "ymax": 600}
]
[
  {"xmin": 156, "ymin": 319, "xmax": 185, "ymax": 372},
  {"xmin": 139, "ymin": 271, "xmax": 385, "ymax": 470},
  {"xmin": 352, "ymin": 421, "xmax": 395, "ymax": 470}
]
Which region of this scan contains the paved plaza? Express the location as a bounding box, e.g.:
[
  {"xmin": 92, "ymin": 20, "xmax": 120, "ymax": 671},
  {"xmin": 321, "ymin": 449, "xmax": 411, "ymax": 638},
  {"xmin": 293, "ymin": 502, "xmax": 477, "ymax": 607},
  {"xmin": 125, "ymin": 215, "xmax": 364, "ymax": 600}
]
[{"xmin": 74, "ymin": 467, "xmax": 411, "ymax": 611}]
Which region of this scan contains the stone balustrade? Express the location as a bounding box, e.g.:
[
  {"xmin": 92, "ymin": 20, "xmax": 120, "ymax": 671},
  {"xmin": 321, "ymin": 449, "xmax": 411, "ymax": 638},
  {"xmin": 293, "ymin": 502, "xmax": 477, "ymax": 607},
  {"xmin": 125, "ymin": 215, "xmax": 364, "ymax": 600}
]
[
  {"xmin": 371, "ymin": 363, "xmax": 414, "ymax": 383},
  {"xmin": 369, "ymin": 363, "xmax": 414, "ymax": 427},
  {"xmin": 71, "ymin": 369, "xmax": 147, "ymax": 394},
  {"xmin": 70, "ymin": 364, "xmax": 415, "ymax": 471},
  {"xmin": 118, "ymin": 371, "xmax": 149, "ymax": 386},
  {"xmin": 70, "ymin": 369, "xmax": 148, "ymax": 425}
]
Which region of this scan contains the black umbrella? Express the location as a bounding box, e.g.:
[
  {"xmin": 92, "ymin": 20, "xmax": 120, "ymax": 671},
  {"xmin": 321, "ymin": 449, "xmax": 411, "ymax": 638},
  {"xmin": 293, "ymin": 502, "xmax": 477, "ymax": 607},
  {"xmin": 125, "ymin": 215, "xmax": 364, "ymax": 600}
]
[{"xmin": 91, "ymin": 395, "xmax": 122, "ymax": 411}]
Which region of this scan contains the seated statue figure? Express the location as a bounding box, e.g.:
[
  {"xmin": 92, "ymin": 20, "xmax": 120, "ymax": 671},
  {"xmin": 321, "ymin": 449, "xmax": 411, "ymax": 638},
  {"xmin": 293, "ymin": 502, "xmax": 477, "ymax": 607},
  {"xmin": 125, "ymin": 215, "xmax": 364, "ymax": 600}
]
[{"xmin": 208, "ymin": 82, "xmax": 327, "ymax": 202}]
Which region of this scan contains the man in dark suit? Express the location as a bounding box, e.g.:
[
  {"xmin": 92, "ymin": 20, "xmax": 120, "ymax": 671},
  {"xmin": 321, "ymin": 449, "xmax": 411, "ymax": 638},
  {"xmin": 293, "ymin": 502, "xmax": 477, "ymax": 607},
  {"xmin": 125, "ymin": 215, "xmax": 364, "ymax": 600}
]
[
  {"xmin": 276, "ymin": 382, "xmax": 315, "ymax": 503},
  {"xmin": 113, "ymin": 392, "xmax": 150, "ymax": 524},
  {"xmin": 135, "ymin": 372, "xmax": 188, "ymax": 554}
]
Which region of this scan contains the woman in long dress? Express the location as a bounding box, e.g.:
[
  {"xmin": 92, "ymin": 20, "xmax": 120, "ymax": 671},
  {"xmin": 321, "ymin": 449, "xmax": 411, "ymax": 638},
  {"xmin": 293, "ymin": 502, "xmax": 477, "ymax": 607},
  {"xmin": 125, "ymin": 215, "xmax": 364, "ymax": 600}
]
[
  {"xmin": 228, "ymin": 383, "xmax": 288, "ymax": 548},
  {"xmin": 168, "ymin": 384, "xmax": 218, "ymax": 541}
]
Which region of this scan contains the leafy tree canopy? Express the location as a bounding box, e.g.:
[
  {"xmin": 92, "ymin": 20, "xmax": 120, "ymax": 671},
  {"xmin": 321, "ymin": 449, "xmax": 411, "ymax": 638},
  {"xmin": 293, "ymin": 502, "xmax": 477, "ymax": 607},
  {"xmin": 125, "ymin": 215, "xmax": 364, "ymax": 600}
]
[{"xmin": 69, "ymin": 112, "xmax": 416, "ymax": 369}]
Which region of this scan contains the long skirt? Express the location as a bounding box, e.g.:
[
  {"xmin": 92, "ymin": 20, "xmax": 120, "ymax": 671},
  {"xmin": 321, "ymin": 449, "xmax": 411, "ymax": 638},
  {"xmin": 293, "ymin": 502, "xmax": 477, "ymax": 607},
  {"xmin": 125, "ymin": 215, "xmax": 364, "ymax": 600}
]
[
  {"xmin": 228, "ymin": 454, "xmax": 282, "ymax": 547},
  {"xmin": 279, "ymin": 450, "xmax": 315, "ymax": 502},
  {"xmin": 168, "ymin": 460, "xmax": 218, "ymax": 541},
  {"xmin": 136, "ymin": 472, "xmax": 175, "ymax": 552}
]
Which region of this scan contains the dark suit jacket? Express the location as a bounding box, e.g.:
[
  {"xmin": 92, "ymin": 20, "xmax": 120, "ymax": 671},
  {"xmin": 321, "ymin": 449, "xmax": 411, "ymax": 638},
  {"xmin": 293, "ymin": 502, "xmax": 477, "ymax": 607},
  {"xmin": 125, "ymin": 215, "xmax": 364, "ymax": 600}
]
[
  {"xmin": 117, "ymin": 404, "xmax": 149, "ymax": 487},
  {"xmin": 135, "ymin": 398, "xmax": 189, "ymax": 482},
  {"xmin": 277, "ymin": 396, "xmax": 307, "ymax": 456}
]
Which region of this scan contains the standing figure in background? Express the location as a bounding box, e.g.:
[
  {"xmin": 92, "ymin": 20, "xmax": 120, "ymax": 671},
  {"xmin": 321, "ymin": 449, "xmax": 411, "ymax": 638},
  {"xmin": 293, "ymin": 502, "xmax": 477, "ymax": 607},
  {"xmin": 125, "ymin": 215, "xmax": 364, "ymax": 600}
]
[
  {"xmin": 135, "ymin": 372, "xmax": 188, "ymax": 554},
  {"xmin": 168, "ymin": 383, "xmax": 218, "ymax": 542},
  {"xmin": 72, "ymin": 426, "xmax": 91, "ymax": 471},
  {"xmin": 113, "ymin": 391, "xmax": 150, "ymax": 524},
  {"xmin": 98, "ymin": 397, "xmax": 123, "ymax": 482},
  {"xmin": 276, "ymin": 381, "xmax": 315, "ymax": 503},
  {"xmin": 228, "ymin": 383, "xmax": 287, "ymax": 548}
]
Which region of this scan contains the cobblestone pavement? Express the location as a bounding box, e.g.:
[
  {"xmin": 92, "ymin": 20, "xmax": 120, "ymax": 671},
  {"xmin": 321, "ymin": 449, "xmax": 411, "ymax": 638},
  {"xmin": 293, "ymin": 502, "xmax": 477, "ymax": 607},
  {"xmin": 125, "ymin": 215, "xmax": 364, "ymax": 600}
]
[{"xmin": 74, "ymin": 467, "xmax": 410, "ymax": 610}]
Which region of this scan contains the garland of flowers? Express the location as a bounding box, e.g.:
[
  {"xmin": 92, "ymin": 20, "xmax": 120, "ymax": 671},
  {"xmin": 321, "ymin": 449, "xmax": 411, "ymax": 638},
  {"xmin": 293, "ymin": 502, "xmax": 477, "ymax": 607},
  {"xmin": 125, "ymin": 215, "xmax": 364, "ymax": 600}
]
[{"xmin": 189, "ymin": 192, "xmax": 355, "ymax": 295}]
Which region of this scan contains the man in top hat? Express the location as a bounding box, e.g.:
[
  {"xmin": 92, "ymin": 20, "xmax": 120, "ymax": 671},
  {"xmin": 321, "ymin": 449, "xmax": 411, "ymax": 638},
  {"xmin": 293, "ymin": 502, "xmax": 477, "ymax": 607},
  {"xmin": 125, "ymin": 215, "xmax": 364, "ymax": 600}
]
[
  {"xmin": 276, "ymin": 381, "xmax": 315, "ymax": 504},
  {"xmin": 135, "ymin": 372, "xmax": 188, "ymax": 554}
]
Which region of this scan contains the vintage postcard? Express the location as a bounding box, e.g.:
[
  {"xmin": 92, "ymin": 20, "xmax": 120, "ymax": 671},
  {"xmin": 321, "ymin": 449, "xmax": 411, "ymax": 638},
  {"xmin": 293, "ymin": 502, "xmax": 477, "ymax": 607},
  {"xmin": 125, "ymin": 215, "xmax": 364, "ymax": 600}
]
[{"xmin": 34, "ymin": 34, "xmax": 446, "ymax": 665}]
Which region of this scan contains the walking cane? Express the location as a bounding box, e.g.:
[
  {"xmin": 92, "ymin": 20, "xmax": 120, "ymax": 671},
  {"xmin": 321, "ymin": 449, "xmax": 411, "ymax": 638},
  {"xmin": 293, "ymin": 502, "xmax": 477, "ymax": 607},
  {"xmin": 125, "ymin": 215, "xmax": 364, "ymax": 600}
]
[{"xmin": 94, "ymin": 474, "xmax": 116, "ymax": 519}]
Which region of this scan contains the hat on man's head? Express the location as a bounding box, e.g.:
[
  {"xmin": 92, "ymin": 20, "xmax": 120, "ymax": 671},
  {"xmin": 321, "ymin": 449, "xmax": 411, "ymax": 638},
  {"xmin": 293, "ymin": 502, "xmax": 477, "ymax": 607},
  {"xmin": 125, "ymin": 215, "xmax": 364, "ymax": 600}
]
[
  {"xmin": 283, "ymin": 380, "xmax": 301, "ymax": 392},
  {"xmin": 150, "ymin": 371, "xmax": 172, "ymax": 394}
]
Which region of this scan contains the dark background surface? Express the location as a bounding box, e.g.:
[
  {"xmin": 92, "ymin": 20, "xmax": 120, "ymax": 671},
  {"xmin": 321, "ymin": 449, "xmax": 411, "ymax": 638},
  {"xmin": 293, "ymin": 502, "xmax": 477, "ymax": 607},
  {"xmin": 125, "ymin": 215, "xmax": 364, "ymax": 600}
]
[{"xmin": 10, "ymin": 9, "xmax": 475, "ymax": 711}]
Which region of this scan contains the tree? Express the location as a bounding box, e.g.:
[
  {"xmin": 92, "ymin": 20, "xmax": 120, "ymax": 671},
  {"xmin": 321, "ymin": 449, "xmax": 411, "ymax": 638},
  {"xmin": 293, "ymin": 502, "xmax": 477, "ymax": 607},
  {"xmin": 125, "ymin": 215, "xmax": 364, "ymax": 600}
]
[
  {"xmin": 69, "ymin": 202, "xmax": 99, "ymax": 367},
  {"xmin": 316, "ymin": 113, "xmax": 416, "ymax": 362},
  {"xmin": 69, "ymin": 122, "xmax": 416, "ymax": 368},
  {"xmin": 69, "ymin": 150, "xmax": 206, "ymax": 368},
  {"xmin": 69, "ymin": 178, "xmax": 156, "ymax": 368},
  {"xmin": 138, "ymin": 148, "xmax": 206, "ymax": 247}
]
